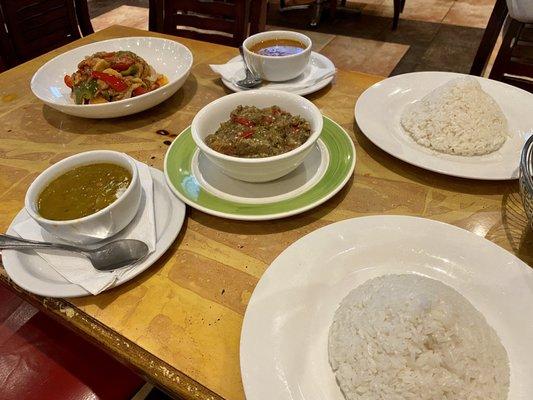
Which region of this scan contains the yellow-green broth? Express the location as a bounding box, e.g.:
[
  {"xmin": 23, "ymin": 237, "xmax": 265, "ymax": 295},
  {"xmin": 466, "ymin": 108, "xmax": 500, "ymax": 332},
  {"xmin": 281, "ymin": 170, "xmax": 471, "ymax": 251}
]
[{"xmin": 37, "ymin": 163, "xmax": 131, "ymax": 221}]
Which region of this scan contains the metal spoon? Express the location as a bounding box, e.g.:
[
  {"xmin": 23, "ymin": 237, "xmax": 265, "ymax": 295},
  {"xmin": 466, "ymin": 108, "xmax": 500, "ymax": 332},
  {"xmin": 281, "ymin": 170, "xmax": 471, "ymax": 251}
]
[
  {"xmin": 0, "ymin": 234, "xmax": 149, "ymax": 271},
  {"xmin": 236, "ymin": 45, "xmax": 262, "ymax": 89}
]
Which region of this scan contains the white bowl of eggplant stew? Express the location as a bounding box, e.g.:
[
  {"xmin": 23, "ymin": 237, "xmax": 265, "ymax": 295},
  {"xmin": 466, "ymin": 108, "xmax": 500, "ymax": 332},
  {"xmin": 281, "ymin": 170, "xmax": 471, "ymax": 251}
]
[{"xmin": 191, "ymin": 90, "xmax": 323, "ymax": 183}]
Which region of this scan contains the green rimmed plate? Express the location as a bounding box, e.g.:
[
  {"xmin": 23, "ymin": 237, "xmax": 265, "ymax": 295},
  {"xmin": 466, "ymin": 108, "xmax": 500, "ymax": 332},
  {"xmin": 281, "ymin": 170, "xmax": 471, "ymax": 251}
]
[{"xmin": 164, "ymin": 116, "xmax": 355, "ymax": 221}]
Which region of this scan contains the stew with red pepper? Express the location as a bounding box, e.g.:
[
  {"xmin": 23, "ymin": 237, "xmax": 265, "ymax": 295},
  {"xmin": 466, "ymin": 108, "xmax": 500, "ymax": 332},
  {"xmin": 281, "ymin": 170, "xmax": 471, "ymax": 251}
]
[{"xmin": 205, "ymin": 105, "xmax": 312, "ymax": 158}]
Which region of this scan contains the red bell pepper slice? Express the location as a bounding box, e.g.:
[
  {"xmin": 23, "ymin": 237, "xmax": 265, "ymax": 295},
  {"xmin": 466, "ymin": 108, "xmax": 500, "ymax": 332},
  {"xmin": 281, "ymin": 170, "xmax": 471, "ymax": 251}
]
[
  {"xmin": 91, "ymin": 71, "xmax": 128, "ymax": 92},
  {"xmin": 132, "ymin": 86, "xmax": 148, "ymax": 97},
  {"xmin": 64, "ymin": 75, "xmax": 73, "ymax": 89},
  {"xmin": 113, "ymin": 61, "xmax": 133, "ymax": 72},
  {"xmin": 233, "ymin": 116, "xmax": 254, "ymax": 127},
  {"xmin": 241, "ymin": 129, "xmax": 254, "ymax": 138}
]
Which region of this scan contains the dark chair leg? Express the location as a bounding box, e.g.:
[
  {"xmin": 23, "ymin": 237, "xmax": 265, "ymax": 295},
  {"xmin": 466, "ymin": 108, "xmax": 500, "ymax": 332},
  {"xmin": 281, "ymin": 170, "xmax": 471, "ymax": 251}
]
[
  {"xmin": 470, "ymin": 0, "xmax": 508, "ymax": 76},
  {"xmin": 309, "ymin": 0, "xmax": 324, "ymax": 28},
  {"xmin": 149, "ymin": 0, "xmax": 165, "ymax": 32},
  {"xmin": 392, "ymin": 0, "xmax": 401, "ymax": 30},
  {"xmin": 250, "ymin": 0, "xmax": 267, "ymax": 35},
  {"xmin": 489, "ymin": 17, "xmax": 524, "ymax": 81},
  {"xmin": 330, "ymin": 0, "xmax": 337, "ymax": 18},
  {"xmin": 74, "ymin": 0, "xmax": 94, "ymax": 36},
  {"xmin": 400, "ymin": 0, "xmax": 406, "ymax": 13}
]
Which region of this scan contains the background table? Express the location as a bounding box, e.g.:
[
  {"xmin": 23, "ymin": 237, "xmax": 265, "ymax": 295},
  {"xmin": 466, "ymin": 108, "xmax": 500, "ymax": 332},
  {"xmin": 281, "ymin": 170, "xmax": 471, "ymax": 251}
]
[{"xmin": 0, "ymin": 25, "xmax": 531, "ymax": 400}]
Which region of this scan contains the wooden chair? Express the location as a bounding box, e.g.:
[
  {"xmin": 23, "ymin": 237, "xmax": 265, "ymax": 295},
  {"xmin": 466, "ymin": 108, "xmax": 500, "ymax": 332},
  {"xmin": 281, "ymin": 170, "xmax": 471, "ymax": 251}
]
[
  {"xmin": 470, "ymin": 0, "xmax": 533, "ymax": 93},
  {"xmin": 470, "ymin": 0, "xmax": 508, "ymax": 76},
  {"xmin": 0, "ymin": 0, "xmax": 93, "ymax": 69},
  {"xmin": 149, "ymin": 0, "xmax": 267, "ymax": 47},
  {"xmin": 489, "ymin": 20, "xmax": 533, "ymax": 92},
  {"xmin": 280, "ymin": 0, "xmax": 405, "ymax": 30}
]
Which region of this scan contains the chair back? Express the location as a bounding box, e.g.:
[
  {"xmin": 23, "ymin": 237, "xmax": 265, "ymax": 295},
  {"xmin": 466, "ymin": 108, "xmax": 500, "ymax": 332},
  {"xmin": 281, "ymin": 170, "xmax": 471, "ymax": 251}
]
[
  {"xmin": 0, "ymin": 0, "xmax": 93, "ymax": 68},
  {"xmin": 150, "ymin": 0, "xmax": 265, "ymax": 47},
  {"xmin": 489, "ymin": 19, "xmax": 533, "ymax": 93}
]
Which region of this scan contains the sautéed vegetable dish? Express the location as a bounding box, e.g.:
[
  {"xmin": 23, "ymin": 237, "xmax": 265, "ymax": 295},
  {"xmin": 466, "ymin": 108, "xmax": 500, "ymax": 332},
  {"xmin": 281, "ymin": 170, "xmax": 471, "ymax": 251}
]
[{"xmin": 64, "ymin": 51, "xmax": 168, "ymax": 104}]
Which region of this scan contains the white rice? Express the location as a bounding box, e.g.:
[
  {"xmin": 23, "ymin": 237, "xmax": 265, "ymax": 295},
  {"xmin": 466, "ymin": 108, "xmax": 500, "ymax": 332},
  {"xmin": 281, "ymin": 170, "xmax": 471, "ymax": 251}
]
[
  {"xmin": 328, "ymin": 274, "xmax": 510, "ymax": 400},
  {"xmin": 400, "ymin": 77, "xmax": 508, "ymax": 156}
]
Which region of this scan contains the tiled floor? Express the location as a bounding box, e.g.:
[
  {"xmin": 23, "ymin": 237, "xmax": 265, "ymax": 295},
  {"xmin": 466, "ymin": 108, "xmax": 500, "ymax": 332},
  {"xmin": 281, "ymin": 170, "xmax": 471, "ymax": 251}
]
[
  {"xmin": 88, "ymin": 0, "xmax": 496, "ymax": 77},
  {"xmin": 91, "ymin": 4, "xmax": 148, "ymax": 31}
]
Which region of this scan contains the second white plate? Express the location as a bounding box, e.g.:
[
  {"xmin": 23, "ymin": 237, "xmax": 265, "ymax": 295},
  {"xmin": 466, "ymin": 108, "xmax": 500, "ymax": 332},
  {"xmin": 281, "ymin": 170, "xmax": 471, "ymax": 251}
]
[
  {"xmin": 355, "ymin": 71, "xmax": 533, "ymax": 180},
  {"xmin": 241, "ymin": 215, "xmax": 533, "ymax": 400}
]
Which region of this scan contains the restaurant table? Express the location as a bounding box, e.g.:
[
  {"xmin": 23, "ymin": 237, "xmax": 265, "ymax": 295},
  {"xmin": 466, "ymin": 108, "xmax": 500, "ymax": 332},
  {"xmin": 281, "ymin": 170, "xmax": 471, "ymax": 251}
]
[{"xmin": 0, "ymin": 25, "xmax": 531, "ymax": 400}]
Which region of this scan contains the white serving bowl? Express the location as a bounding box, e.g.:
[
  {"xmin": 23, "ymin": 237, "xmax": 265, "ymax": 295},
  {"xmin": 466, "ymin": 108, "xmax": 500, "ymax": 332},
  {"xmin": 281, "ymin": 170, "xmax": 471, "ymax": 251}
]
[
  {"xmin": 31, "ymin": 37, "xmax": 193, "ymax": 118},
  {"xmin": 243, "ymin": 30, "xmax": 311, "ymax": 82},
  {"xmin": 25, "ymin": 150, "xmax": 141, "ymax": 244},
  {"xmin": 191, "ymin": 90, "xmax": 323, "ymax": 183}
]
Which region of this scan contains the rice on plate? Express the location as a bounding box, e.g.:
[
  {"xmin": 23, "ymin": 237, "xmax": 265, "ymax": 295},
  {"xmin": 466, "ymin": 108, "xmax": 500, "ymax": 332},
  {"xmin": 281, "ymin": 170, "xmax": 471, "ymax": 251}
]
[
  {"xmin": 400, "ymin": 77, "xmax": 508, "ymax": 156},
  {"xmin": 328, "ymin": 274, "xmax": 510, "ymax": 400}
]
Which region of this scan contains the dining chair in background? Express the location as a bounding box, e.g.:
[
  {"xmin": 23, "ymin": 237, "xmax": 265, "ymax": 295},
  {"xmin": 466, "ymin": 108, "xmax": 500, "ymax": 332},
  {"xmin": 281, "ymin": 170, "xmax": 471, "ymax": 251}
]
[
  {"xmin": 489, "ymin": 20, "xmax": 533, "ymax": 92},
  {"xmin": 0, "ymin": 0, "xmax": 93, "ymax": 70},
  {"xmin": 470, "ymin": 0, "xmax": 533, "ymax": 93},
  {"xmin": 279, "ymin": 0, "xmax": 405, "ymax": 29},
  {"xmin": 149, "ymin": 0, "xmax": 267, "ymax": 47}
]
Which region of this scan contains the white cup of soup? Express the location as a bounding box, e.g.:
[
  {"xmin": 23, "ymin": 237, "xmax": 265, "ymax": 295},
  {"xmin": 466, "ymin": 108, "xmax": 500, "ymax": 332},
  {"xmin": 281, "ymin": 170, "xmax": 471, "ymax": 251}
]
[
  {"xmin": 25, "ymin": 150, "xmax": 141, "ymax": 244},
  {"xmin": 243, "ymin": 31, "xmax": 312, "ymax": 82}
]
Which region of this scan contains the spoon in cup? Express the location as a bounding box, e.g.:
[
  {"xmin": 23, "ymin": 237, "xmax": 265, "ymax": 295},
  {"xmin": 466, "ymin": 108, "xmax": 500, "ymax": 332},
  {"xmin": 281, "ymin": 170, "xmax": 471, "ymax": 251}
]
[{"xmin": 236, "ymin": 45, "xmax": 262, "ymax": 89}]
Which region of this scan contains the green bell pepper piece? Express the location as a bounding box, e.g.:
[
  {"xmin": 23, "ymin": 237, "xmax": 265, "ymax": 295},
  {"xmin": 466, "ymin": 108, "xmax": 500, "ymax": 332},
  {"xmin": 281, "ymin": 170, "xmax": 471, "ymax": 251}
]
[{"xmin": 73, "ymin": 79, "xmax": 98, "ymax": 105}]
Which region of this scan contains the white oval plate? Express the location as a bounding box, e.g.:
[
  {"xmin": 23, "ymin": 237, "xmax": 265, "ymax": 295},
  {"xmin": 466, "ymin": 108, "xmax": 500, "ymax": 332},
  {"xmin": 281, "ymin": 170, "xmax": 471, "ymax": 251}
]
[
  {"xmin": 2, "ymin": 167, "xmax": 186, "ymax": 298},
  {"xmin": 221, "ymin": 52, "xmax": 335, "ymax": 96},
  {"xmin": 241, "ymin": 216, "xmax": 533, "ymax": 400},
  {"xmin": 355, "ymin": 72, "xmax": 533, "ymax": 180},
  {"xmin": 31, "ymin": 37, "xmax": 193, "ymax": 118}
]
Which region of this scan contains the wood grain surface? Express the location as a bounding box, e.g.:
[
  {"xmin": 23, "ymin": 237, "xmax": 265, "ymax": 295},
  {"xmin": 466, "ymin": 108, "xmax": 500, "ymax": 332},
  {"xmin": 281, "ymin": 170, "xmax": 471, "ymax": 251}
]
[{"xmin": 0, "ymin": 25, "xmax": 531, "ymax": 400}]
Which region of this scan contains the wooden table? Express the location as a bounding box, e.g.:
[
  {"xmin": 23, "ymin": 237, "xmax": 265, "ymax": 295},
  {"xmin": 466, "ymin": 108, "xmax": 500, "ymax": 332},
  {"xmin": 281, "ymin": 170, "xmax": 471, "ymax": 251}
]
[{"xmin": 0, "ymin": 25, "xmax": 531, "ymax": 400}]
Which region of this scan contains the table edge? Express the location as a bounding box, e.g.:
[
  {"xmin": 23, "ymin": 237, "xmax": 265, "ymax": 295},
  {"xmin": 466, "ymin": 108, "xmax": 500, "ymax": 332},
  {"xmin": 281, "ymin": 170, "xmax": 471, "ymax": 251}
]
[{"xmin": 0, "ymin": 270, "xmax": 223, "ymax": 400}]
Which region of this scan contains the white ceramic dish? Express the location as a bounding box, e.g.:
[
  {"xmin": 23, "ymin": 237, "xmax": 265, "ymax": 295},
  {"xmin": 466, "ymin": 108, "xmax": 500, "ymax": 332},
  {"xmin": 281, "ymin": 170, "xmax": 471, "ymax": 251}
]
[
  {"xmin": 241, "ymin": 215, "xmax": 533, "ymax": 400},
  {"xmin": 221, "ymin": 52, "xmax": 335, "ymax": 96},
  {"xmin": 25, "ymin": 150, "xmax": 141, "ymax": 244},
  {"xmin": 165, "ymin": 117, "xmax": 355, "ymax": 220},
  {"xmin": 3, "ymin": 166, "xmax": 186, "ymax": 298},
  {"xmin": 191, "ymin": 90, "xmax": 323, "ymax": 182},
  {"xmin": 355, "ymin": 71, "xmax": 533, "ymax": 180},
  {"xmin": 31, "ymin": 37, "xmax": 193, "ymax": 118},
  {"xmin": 243, "ymin": 30, "xmax": 311, "ymax": 82}
]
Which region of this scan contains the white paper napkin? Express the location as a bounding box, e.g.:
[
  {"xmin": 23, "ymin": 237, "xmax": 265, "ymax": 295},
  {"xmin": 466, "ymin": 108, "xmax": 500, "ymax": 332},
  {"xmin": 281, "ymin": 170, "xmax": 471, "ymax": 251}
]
[
  {"xmin": 210, "ymin": 57, "xmax": 335, "ymax": 91},
  {"xmin": 12, "ymin": 161, "xmax": 156, "ymax": 295}
]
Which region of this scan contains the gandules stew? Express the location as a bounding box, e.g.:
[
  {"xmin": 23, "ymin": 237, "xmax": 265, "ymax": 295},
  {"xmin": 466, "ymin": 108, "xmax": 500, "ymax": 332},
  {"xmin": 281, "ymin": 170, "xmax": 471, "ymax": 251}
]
[
  {"xmin": 38, "ymin": 163, "xmax": 131, "ymax": 220},
  {"xmin": 205, "ymin": 105, "xmax": 311, "ymax": 158}
]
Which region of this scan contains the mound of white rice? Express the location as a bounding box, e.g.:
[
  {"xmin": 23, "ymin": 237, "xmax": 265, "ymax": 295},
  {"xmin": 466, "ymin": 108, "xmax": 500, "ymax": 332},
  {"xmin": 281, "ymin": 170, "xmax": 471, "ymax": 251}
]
[
  {"xmin": 400, "ymin": 77, "xmax": 508, "ymax": 156},
  {"xmin": 328, "ymin": 274, "xmax": 510, "ymax": 400}
]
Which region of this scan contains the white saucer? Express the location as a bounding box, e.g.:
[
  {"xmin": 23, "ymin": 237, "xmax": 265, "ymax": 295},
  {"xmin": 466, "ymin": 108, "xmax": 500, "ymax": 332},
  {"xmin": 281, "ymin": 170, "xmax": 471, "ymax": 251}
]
[
  {"xmin": 2, "ymin": 166, "xmax": 186, "ymax": 298},
  {"xmin": 221, "ymin": 52, "xmax": 335, "ymax": 96}
]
